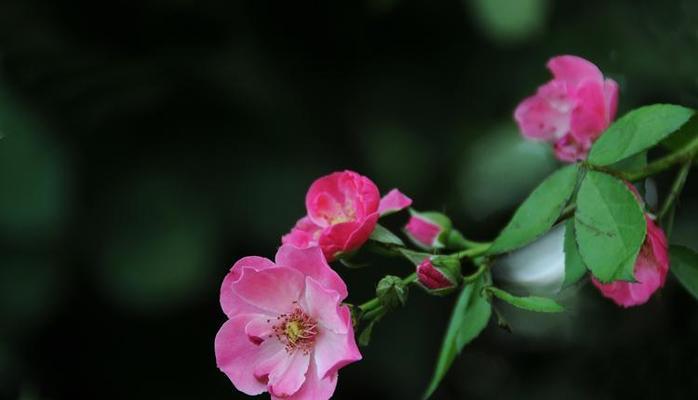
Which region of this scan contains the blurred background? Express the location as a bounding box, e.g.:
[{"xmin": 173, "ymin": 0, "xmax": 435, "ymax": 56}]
[{"xmin": 1, "ymin": 0, "xmax": 698, "ymax": 398}]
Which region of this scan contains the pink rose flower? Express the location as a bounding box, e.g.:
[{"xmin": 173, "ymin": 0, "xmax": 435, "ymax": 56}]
[
  {"xmin": 214, "ymin": 245, "xmax": 361, "ymax": 399},
  {"xmin": 514, "ymin": 55, "xmax": 619, "ymax": 162},
  {"xmin": 591, "ymin": 215, "xmax": 669, "ymax": 307},
  {"xmin": 404, "ymin": 210, "xmax": 451, "ymax": 249},
  {"xmin": 282, "ymin": 170, "xmax": 412, "ymax": 261}
]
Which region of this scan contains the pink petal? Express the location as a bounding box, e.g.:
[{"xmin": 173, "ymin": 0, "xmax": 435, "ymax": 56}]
[
  {"xmin": 514, "ymin": 87, "xmax": 571, "ymax": 141},
  {"xmin": 268, "ymin": 350, "xmax": 311, "ymax": 398},
  {"xmin": 603, "ymin": 78, "xmax": 619, "ymax": 124},
  {"xmin": 232, "ymin": 266, "xmax": 305, "ymax": 315},
  {"xmin": 378, "ymin": 189, "xmax": 412, "ymax": 216},
  {"xmin": 245, "ymin": 316, "xmax": 274, "ymax": 344},
  {"xmin": 220, "ymin": 256, "xmax": 276, "ymax": 317},
  {"xmin": 547, "ymin": 55, "xmax": 603, "ymax": 86},
  {"xmin": 339, "ymin": 212, "xmax": 380, "ymax": 255},
  {"xmin": 275, "ymin": 245, "xmax": 348, "ymax": 300},
  {"xmin": 553, "ymin": 134, "xmax": 590, "ymax": 163},
  {"xmin": 312, "ymin": 306, "xmax": 361, "ymax": 379},
  {"xmin": 570, "ymin": 79, "xmax": 609, "ymax": 144},
  {"xmin": 273, "ymin": 359, "xmax": 338, "ymax": 400},
  {"xmin": 253, "ymin": 339, "xmax": 288, "ymax": 380},
  {"xmin": 282, "ymin": 216, "xmax": 323, "ymax": 250},
  {"xmin": 300, "ymin": 277, "xmax": 345, "ymax": 334},
  {"xmin": 215, "ymin": 315, "xmax": 268, "ymax": 396},
  {"xmin": 405, "ymin": 215, "xmax": 441, "ymax": 248}
]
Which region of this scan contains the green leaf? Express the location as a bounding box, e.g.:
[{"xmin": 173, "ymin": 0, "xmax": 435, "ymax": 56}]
[
  {"xmin": 397, "ymin": 248, "xmax": 432, "ymax": 266},
  {"xmin": 487, "ymin": 164, "xmax": 578, "ymax": 255},
  {"xmin": 609, "ymin": 151, "xmax": 647, "ymax": 172},
  {"xmin": 563, "ymin": 219, "xmax": 587, "ymax": 287},
  {"xmin": 369, "ymin": 223, "xmax": 405, "ymax": 246},
  {"xmin": 588, "ymin": 104, "xmax": 694, "ymax": 166},
  {"xmin": 670, "ymin": 245, "xmax": 698, "ymax": 301},
  {"xmin": 485, "ymin": 286, "xmax": 564, "ymax": 313},
  {"xmin": 423, "ymin": 276, "xmax": 491, "ymax": 399},
  {"xmin": 574, "ymin": 171, "xmax": 646, "ymax": 283}
]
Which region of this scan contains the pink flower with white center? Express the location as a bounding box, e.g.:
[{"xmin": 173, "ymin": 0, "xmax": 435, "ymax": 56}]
[
  {"xmin": 214, "ymin": 245, "xmax": 361, "ymax": 399},
  {"xmin": 514, "ymin": 55, "xmax": 619, "ymax": 162},
  {"xmin": 592, "ymin": 215, "xmax": 669, "ymax": 307},
  {"xmin": 282, "ymin": 170, "xmax": 412, "ymax": 261}
]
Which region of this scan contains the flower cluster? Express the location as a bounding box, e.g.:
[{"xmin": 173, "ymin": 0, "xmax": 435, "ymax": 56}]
[{"xmin": 214, "ymin": 54, "xmax": 687, "ymax": 400}]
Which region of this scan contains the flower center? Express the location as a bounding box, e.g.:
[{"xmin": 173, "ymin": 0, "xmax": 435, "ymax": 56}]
[{"xmin": 273, "ymin": 307, "xmax": 318, "ymax": 354}]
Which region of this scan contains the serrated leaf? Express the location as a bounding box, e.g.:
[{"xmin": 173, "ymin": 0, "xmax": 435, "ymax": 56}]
[
  {"xmin": 486, "ymin": 286, "xmax": 564, "ymax": 313},
  {"xmin": 574, "ymin": 171, "xmax": 646, "ymax": 283},
  {"xmin": 563, "ymin": 219, "xmax": 587, "ymax": 287},
  {"xmin": 369, "ymin": 223, "xmax": 404, "ymax": 246},
  {"xmin": 487, "ymin": 164, "xmax": 578, "ymax": 255},
  {"xmin": 670, "ymin": 245, "xmax": 698, "ymax": 301},
  {"xmin": 423, "ymin": 276, "xmax": 491, "ymax": 399},
  {"xmin": 610, "ymin": 151, "xmax": 647, "ymax": 173},
  {"xmin": 588, "ymin": 104, "xmax": 694, "ymax": 166}
]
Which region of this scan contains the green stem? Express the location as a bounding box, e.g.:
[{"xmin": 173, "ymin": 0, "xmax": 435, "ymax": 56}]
[
  {"xmin": 657, "ymin": 159, "xmax": 692, "ymax": 219},
  {"xmin": 451, "ymin": 243, "xmax": 491, "ymax": 260},
  {"xmin": 447, "ymin": 230, "xmax": 489, "ymax": 250},
  {"xmin": 462, "ymin": 263, "xmax": 488, "ymax": 283}
]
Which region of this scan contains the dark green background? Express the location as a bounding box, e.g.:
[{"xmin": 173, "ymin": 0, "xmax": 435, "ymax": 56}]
[{"xmin": 1, "ymin": 0, "xmax": 697, "ymax": 399}]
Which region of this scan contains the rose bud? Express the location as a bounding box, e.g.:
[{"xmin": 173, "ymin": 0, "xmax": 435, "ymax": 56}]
[
  {"xmin": 416, "ymin": 256, "xmax": 461, "ymax": 294},
  {"xmin": 404, "ymin": 210, "xmax": 452, "ymax": 250}
]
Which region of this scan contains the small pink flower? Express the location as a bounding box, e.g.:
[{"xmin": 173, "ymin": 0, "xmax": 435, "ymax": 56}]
[
  {"xmin": 215, "ymin": 245, "xmax": 361, "ymax": 400},
  {"xmin": 282, "ymin": 170, "xmax": 412, "ymax": 261},
  {"xmin": 404, "ymin": 211, "xmax": 451, "ymax": 249},
  {"xmin": 514, "ymin": 55, "xmax": 619, "ymax": 162},
  {"xmin": 416, "ymin": 258, "xmax": 460, "ymax": 291},
  {"xmin": 592, "ymin": 216, "xmax": 669, "ymax": 307}
]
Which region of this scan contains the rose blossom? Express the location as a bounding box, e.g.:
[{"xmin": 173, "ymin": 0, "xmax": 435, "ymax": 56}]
[
  {"xmin": 592, "ymin": 215, "xmax": 669, "ymax": 307},
  {"xmin": 416, "ymin": 258, "xmax": 459, "ymax": 291},
  {"xmin": 514, "ymin": 55, "xmax": 619, "ymax": 162},
  {"xmin": 282, "ymin": 170, "xmax": 411, "ymax": 261},
  {"xmin": 214, "ymin": 245, "xmax": 361, "ymax": 399}
]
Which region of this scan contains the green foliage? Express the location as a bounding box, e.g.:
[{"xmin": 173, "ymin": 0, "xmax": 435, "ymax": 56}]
[
  {"xmin": 485, "ymin": 286, "xmax": 563, "ymax": 313},
  {"xmin": 574, "ymin": 171, "xmax": 646, "ymax": 283},
  {"xmin": 423, "ymin": 276, "xmax": 491, "ymax": 399},
  {"xmin": 670, "ymin": 245, "xmax": 698, "ymax": 301},
  {"xmin": 563, "ymin": 219, "xmax": 587, "ymax": 287},
  {"xmin": 397, "ymin": 248, "xmax": 432, "ymax": 266},
  {"xmin": 588, "ymin": 104, "xmax": 694, "ymax": 166},
  {"xmin": 370, "ymin": 223, "xmax": 405, "ymax": 246},
  {"xmin": 487, "ymin": 164, "xmax": 578, "ymax": 255}
]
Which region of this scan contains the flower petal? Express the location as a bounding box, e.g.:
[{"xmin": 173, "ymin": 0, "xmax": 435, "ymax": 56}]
[
  {"xmin": 275, "ymin": 245, "xmax": 348, "ymax": 299},
  {"xmin": 514, "ymin": 89, "xmax": 571, "ymax": 141},
  {"xmin": 300, "ymin": 277, "xmax": 345, "ymax": 333},
  {"xmin": 570, "ymin": 79, "xmax": 608, "ymax": 143},
  {"xmin": 603, "ymin": 78, "xmax": 619, "ymax": 124},
  {"xmin": 220, "ymin": 256, "xmax": 276, "ymax": 317},
  {"xmin": 268, "ymin": 350, "xmax": 311, "ymax": 398},
  {"xmin": 312, "ymin": 306, "xmax": 361, "ymax": 379},
  {"xmin": 232, "ymin": 266, "xmax": 305, "ymax": 315},
  {"xmin": 282, "ymin": 216, "xmax": 322, "ymax": 250},
  {"xmin": 378, "ymin": 189, "xmax": 412, "ymax": 216},
  {"xmin": 547, "ymin": 55, "xmax": 603, "ymax": 86},
  {"xmin": 215, "ymin": 315, "xmax": 268, "ymax": 396},
  {"xmin": 274, "ymin": 359, "xmax": 338, "ymax": 400}
]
